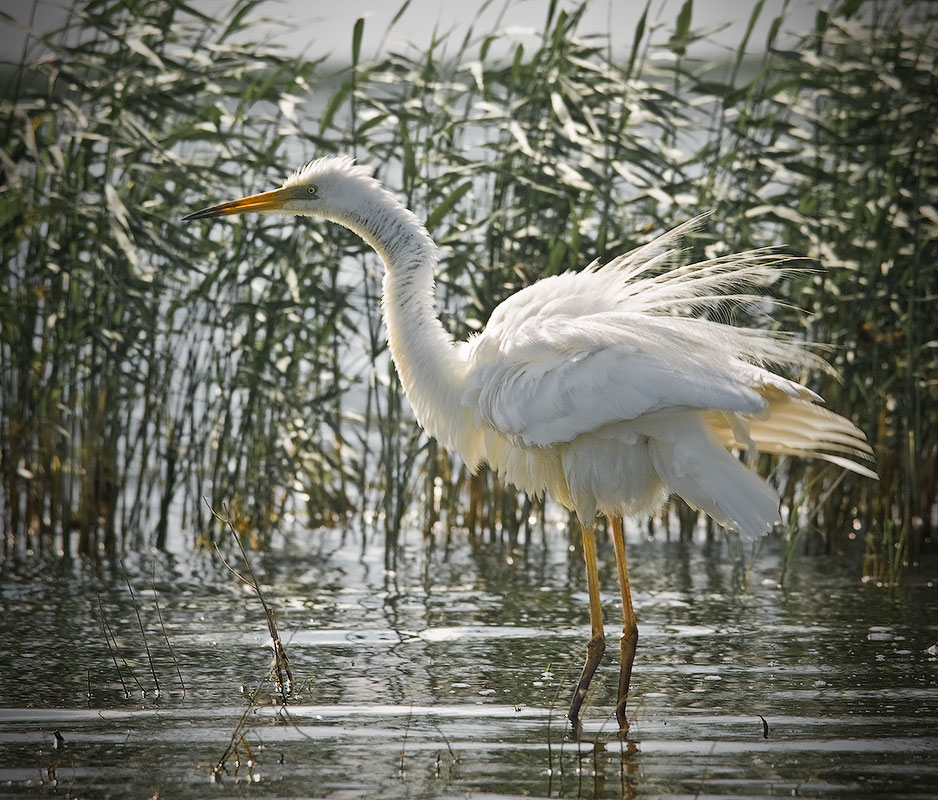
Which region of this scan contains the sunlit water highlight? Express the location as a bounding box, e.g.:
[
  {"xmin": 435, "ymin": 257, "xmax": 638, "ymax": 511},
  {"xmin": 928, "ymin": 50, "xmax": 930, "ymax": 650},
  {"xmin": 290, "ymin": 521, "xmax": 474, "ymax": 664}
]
[{"xmin": 1, "ymin": 527, "xmax": 936, "ymax": 798}]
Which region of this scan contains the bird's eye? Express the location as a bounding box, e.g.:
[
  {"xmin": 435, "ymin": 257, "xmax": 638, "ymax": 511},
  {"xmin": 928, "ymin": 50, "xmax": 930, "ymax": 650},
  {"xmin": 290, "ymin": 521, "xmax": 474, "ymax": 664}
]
[{"xmin": 306, "ymin": 185, "xmax": 318, "ymax": 196}]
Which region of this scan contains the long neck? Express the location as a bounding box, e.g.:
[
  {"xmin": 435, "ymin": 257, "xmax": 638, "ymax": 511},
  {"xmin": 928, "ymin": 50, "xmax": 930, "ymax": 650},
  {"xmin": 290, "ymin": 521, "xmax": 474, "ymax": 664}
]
[{"xmin": 339, "ymin": 192, "xmax": 466, "ymax": 447}]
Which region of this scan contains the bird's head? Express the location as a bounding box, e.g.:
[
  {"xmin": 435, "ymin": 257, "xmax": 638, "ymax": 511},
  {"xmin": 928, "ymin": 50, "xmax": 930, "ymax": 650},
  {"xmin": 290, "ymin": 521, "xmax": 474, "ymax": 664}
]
[{"xmin": 182, "ymin": 155, "xmax": 381, "ymax": 224}]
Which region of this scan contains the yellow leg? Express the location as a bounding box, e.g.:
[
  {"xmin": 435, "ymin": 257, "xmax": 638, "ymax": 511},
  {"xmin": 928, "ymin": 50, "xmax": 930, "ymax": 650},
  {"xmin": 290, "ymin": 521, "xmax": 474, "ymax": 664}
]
[
  {"xmin": 568, "ymin": 522, "xmax": 606, "ymax": 734},
  {"xmin": 612, "ymin": 516, "xmax": 638, "ymax": 732}
]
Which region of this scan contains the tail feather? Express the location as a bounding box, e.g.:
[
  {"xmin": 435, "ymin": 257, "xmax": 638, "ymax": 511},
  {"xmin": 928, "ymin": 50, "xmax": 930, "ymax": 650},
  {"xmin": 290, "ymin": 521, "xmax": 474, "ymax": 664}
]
[{"xmin": 707, "ymin": 388, "xmax": 878, "ymax": 480}]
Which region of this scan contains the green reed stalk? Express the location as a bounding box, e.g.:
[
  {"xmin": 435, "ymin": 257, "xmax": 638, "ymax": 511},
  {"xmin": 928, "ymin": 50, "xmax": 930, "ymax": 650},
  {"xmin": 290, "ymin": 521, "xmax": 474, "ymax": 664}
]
[{"xmin": 2, "ymin": 0, "xmax": 933, "ymax": 566}]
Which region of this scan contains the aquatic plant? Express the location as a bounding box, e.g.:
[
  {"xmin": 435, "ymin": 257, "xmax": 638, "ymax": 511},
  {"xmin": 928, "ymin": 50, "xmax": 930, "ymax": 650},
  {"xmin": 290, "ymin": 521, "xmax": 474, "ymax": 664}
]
[{"xmin": 2, "ymin": 0, "xmax": 934, "ymax": 566}]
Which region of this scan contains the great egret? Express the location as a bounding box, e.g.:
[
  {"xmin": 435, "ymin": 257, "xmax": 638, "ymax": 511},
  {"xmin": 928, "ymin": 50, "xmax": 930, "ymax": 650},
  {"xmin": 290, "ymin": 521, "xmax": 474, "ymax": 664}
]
[{"xmin": 184, "ymin": 155, "xmax": 876, "ymax": 735}]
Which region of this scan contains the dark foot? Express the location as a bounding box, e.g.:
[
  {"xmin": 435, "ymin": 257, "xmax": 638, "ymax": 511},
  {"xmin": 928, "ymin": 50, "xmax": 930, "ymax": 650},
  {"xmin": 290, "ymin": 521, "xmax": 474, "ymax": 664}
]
[
  {"xmin": 568, "ymin": 634, "xmax": 606, "ymax": 736},
  {"xmin": 616, "ymin": 625, "xmax": 638, "ymax": 732}
]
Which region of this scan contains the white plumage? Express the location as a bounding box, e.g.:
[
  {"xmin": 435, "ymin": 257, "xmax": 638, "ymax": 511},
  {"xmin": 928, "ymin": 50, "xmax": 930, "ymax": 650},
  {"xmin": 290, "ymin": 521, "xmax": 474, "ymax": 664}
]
[
  {"xmin": 457, "ymin": 223, "xmax": 876, "ymax": 529},
  {"xmin": 185, "ymin": 154, "xmax": 876, "ymax": 734}
]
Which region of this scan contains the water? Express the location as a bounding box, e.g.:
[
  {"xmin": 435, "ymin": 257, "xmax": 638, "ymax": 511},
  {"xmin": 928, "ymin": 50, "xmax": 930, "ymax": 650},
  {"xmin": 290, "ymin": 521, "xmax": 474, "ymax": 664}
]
[{"xmin": 1, "ymin": 526, "xmax": 936, "ymax": 799}]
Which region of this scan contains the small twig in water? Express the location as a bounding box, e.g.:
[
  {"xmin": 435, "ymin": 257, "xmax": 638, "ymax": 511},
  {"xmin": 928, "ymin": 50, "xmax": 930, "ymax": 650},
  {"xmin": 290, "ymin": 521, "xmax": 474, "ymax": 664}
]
[
  {"xmin": 429, "ymin": 719, "xmax": 459, "ymax": 766},
  {"xmin": 548, "ymin": 650, "xmax": 582, "ymax": 796},
  {"xmin": 205, "ymin": 499, "xmax": 294, "ymax": 699},
  {"xmin": 122, "ymin": 561, "xmax": 160, "ymax": 696},
  {"xmin": 758, "ymin": 714, "xmax": 769, "ymax": 738},
  {"xmin": 212, "ymin": 685, "xmax": 260, "ymax": 782},
  {"xmin": 96, "ymin": 594, "xmax": 142, "ymax": 696},
  {"xmin": 151, "ymin": 567, "xmax": 187, "ymax": 696},
  {"xmin": 400, "ymin": 701, "xmax": 414, "ymax": 777}
]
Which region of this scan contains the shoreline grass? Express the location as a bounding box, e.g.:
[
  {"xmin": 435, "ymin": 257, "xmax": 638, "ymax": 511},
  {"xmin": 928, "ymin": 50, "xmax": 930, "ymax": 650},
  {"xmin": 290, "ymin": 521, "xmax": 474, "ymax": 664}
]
[{"xmin": 1, "ymin": 0, "xmax": 935, "ymax": 569}]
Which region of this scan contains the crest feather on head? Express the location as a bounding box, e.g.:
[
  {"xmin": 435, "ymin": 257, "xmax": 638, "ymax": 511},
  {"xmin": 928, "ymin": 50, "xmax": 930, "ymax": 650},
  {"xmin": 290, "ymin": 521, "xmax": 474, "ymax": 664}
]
[{"xmin": 282, "ymin": 155, "xmax": 376, "ymax": 189}]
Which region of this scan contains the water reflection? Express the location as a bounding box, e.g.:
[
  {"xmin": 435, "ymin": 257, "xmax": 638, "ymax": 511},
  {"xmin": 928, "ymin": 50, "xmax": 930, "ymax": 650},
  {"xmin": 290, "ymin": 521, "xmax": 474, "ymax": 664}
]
[{"xmin": 0, "ymin": 526, "xmax": 936, "ymax": 798}]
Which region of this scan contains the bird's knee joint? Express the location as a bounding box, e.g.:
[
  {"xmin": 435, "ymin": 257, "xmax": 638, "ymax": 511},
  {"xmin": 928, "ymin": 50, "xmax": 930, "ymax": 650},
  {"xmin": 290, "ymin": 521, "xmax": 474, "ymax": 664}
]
[
  {"xmin": 620, "ymin": 623, "xmax": 638, "ymax": 647},
  {"xmin": 587, "ymin": 634, "xmax": 606, "ymax": 658}
]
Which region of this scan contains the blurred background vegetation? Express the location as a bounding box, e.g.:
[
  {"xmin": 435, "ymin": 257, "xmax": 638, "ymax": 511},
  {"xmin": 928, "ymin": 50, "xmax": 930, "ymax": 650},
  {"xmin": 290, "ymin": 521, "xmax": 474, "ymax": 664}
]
[{"xmin": 1, "ymin": 0, "xmax": 935, "ymax": 576}]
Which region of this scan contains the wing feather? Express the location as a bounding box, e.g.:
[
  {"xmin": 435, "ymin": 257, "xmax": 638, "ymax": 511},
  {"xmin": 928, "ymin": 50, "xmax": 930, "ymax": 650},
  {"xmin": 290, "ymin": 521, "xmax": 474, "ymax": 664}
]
[
  {"xmin": 463, "ymin": 219, "xmax": 833, "ymax": 451},
  {"xmin": 465, "ymin": 312, "xmax": 767, "ymax": 448}
]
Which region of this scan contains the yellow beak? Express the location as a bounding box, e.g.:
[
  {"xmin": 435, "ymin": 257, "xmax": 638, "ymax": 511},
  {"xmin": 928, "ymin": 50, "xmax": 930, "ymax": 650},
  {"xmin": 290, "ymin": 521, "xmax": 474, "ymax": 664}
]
[{"xmin": 182, "ymin": 187, "xmax": 289, "ymax": 220}]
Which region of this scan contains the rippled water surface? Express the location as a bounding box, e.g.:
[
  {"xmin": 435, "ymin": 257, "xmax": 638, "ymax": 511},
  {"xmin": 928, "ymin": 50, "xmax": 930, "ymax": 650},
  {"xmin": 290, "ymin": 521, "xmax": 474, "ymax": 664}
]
[{"xmin": 1, "ymin": 526, "xmax": 936, "ymax": 798}]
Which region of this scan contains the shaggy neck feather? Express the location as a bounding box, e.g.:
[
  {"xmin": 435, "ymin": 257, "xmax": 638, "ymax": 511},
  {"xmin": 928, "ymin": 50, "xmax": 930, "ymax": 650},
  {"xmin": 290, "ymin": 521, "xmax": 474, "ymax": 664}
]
[{"xmin": 336, "ymin": 192, "xmax": 465, "ymax": 446}]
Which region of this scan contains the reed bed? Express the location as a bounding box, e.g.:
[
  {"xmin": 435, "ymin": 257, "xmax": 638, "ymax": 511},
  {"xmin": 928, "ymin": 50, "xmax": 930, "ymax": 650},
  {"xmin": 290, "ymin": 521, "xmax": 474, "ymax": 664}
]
[{"xmin": 2, "ymin": 0, "xmax": 935, "ymax": 570}]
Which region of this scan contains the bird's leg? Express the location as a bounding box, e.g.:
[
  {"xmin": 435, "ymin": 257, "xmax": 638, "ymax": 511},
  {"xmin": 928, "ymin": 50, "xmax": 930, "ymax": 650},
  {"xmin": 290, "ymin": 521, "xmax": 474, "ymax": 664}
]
[
  {"xmin": 612, "ymin": 516, "xmax": 638, "ymax": 733},
  {"xmin": 569, "ymin": 522, "xmax": 606, "ymax": 736}
]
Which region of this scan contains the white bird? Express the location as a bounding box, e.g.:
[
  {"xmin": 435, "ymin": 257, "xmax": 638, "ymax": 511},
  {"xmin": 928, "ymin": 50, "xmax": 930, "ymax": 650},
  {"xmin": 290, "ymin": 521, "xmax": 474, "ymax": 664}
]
[{"xmin": 184, "ymin": 155, "xmax": 876, "ymax": 735}]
